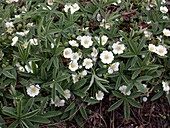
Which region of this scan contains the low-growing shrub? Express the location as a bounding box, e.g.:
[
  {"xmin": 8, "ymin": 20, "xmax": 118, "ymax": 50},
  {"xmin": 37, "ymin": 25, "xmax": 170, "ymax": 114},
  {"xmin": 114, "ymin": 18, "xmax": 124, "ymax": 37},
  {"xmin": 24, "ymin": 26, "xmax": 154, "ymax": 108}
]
[{"xmin": 0, "ymin": 0, "xmax": 170, "ymax": 127}]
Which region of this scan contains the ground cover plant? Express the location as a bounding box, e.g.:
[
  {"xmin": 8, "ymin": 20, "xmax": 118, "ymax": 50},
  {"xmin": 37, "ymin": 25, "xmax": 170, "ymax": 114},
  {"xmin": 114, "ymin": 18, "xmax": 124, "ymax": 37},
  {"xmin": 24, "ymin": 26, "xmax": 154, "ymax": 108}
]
[{"xmin": 0, "ymin": 0, "xmax": 170, "ymax": 127}]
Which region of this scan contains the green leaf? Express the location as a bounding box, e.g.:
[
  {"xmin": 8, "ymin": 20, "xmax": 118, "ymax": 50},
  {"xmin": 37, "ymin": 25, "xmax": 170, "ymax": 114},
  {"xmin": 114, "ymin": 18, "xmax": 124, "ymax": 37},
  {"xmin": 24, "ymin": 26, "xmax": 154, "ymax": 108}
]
[
  {"xmin": 124, "ymin": 100, "xmax": 130, "ymax": 121},
  {"xmin": 115, "ymin": 76, "xmax": 121, "ymax": 90},
  {"xmin": 131, "ymin": 70, "xmax": 141, "ymax": 80},
  {"xmin": 55, "ymin": 83, "xmax": 65, "ymax": 97},
  {"xmin": 129, "ymin": 92, "xmax": 141, "ymax": 98},
  {"xmin": 2, "ymin": 71, "xmax": 16, "ymax": 79},
  {"xmin": 2, "ymin": 107, "xmax": 17, "ymax": 119},
  {"xmin": 136, "ymin": 76, "xmax": 153, "ymax": 82},
  {"xmin": 56, "ymin": 74, "xmax": 70, "ymax": 82},
  {"xmin": 73, "ymin": 79, "xmax": 87, "ymax": 90},
  {"xmin": 151, "ymin": 91, "xmax": 164, "ymax": 101},
  {"xmin": 166, "ymin": 93, "xmax": 170, "ymax": 105},
  {"xmin": 120, "ymin": 52, "xmax": 136, "ymax": 58},
  {"xmin": 134, "ymin": 81, "xmax": 147, "ymax": 93},
  {"xmin": 80, "ymin": 106, "xmax": 88, "ymax": 120},
  {"xmin": 29, "ymin": 116, "xmax": 50, "ymax": 124},
  {"xmin": 127, "ymin": 98, "xmax": 142, "ymax": 108},
  {"xmin": 23, "ymin": 98, "xmax": 34, "ymax": 113},
  {"xmin": 64, "ymin": 102, "xmax": 76, "ymax": 112},
  {"xmin": 43, "ymin": 111, "xmax": 62, "ymax": 118},
  {"xmin": 54, "ymin": 47, "xmax": 64, "ymax": 56},
  {"xmin": 8, "ymin": 120, "xmax": 18, "ymax": 128},
  {"xmin": 37, "ymin": 17, "xmax": 44, "ymax": 37},
  {"xmin": 22, "ymin": 109, "xmax": 40, "ymax": 119},
  {"xmin": 128, "ymin": 40, "xmax": 138, "ymax": 54},
  {"xmin": 112, "ymin": 91, "xmax": 124, "ymax": 98},
  {"xmin": 95, "ymin": 79, "xmax": 108, "ymax": 93},
  {"xmin": 108, "ymin": 99, "xmax": 123, "ymax": 111},
  {"xmin": 86, "ymin": 74, "xmax": 94, "ymax": 91},
  {"xmin": 17, "ymin": 99, "xmax": 22, "ymax": 118}
]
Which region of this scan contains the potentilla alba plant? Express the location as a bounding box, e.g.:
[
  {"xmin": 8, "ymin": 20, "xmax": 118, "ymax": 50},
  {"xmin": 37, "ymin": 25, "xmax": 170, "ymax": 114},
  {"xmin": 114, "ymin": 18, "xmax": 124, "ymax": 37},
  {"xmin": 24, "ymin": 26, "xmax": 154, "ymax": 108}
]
[
  {"xmin": 108, "ymin": 62, "xmax": 120, "ymax": 74},
  {"xmin": 27, "ymin": 84, "xmax": 40, "ymax": 97},
  {"xmin": 51, "ymin": 96, "xmax": 65, "ymax": 107},
  {"xmin": 112, "ymin": 42, "xmax": 125, "ymax": 54},
  {"xmin": 100, "ymin": 50, "xmax": 114, "ymax": 64},
  {"xmin": 96, "ymin": 90, "xmax": 104, "ymax": 100},
  {"xmin": 82, "ymin": 58, "xmax": 93, "ymax": 69},
  {"xmin": 80, "ymin": 36, "xmax": 93, "ymax": 48},
  {"xmin": 119, "ymin": 85, "xmax": 131, "ymax": 96},
  {"xmin": 163, "ymin": 28, "xmax": 170, "ymax": 37},
  {"xmin": 63, "ymin": 48, "xmax": 72, "ymax": 58}
]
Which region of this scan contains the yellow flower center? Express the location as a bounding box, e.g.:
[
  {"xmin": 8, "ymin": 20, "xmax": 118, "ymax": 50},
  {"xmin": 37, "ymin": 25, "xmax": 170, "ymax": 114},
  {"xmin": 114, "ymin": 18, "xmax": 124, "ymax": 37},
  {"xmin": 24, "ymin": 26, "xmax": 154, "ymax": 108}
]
[
  {"xmin": 84, "ymin": 40, "xmax": 89, "ymax": 45},
  {"xmin": 65, "ymin": 51, "xmax": 70, "ymax": 55},
  {"xmin": 104, "ymin": 55, "xmax": 109, "ymax": 60},
  {"xmin": 31, "ymin": 87, "xmax": 36, "ymax": 93},
  {"xmin": 116, "ymin": 46, "xmax": 121, "ymax": 51}
]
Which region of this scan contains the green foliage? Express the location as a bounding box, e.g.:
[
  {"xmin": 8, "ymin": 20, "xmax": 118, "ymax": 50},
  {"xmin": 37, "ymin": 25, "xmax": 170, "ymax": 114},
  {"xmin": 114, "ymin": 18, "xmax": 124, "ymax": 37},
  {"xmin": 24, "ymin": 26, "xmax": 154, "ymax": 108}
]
[{"xmin": 0, "ymin": 0, "xmax": 170, "ymax": 127}]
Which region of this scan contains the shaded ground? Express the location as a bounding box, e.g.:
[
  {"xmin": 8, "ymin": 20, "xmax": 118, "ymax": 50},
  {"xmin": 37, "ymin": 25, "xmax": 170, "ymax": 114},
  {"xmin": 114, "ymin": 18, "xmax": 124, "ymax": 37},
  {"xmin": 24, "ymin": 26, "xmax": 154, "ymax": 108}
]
[{"xmin": 81, "ymin": 96, "xmax": 170, "ymax": 128}]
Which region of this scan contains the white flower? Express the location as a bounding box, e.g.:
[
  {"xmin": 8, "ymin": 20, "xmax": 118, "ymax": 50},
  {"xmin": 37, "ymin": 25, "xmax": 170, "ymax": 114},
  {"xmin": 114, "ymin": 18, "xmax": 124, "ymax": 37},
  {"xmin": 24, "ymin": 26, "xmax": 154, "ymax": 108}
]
[
  {"xmin": 155, "ymin": 45, "xmax": 167, "ymax": 56},
  {"xmin": 69, "ymin": 61, "xmax": 79, "ymax": 71},
  {"xmin": 143, "ymin": 97, "xmax": 148, "ymax": 102},
  {"xmin": 72, "ymin": 74, "xmax": 79, "ymax": 83},
  {"xmin": 148, "ymin": 44, "xmax": 156, "ymax": 52},
  {"xmin": 80, "ymin": 36, "xmax": 93, "ymax": 48},
  {"xmin": 108, "ymin": 62, "xmax": 120, "ymax": 74},
  {"xmin": 25, "ymin": 61, "xmax": 38, "ymax": 73},
  {"xmin": 64, "ymin": 5, "xmax": 72, "ymax": 13},
  {"xmin": 100, "ymin": 19, "xmax": 111, "ymax": 29},
  {"xmin": 100, "ymin": 51, "xmax": 114, "ymax": 64},
  {"xmin": 162, "ymin": 81, "xmax": 170, "ymax": 93},
  {"xmin": 6, "ymin": 0, "xmax": 13, "ymax": 3},
  {"xmin": 101, "ymin": 35, "xmax": 108, "ymax": 45},
  {"xmin": 64, "ymin": 89, "xmax": 71, "ymax": 100},
  {"xmin": 71, "ymin": 3, "xmax": 80, "ymax": 13},
  {"xmin": 91, "ymin": 47, "xmax": 98, "ymax": 57},
  {"xmin": 112, "ymin": 42, "xmax": 125, "ymax": 54},
  {"xmin": 96, "ymin": 90, "xmax": 104, "ymax": 100},
  {"xmin": 48, "ymin": 0, "xmax": 54, "ymax": 5},
  {"xmin": 161, "ymin": 0, "xmax": 166, "ymax": 4},
  {"xmin": 71, "ymin": 52, "xmax": 80, "ymax": 61},
  {"xmin": 51, "ymin": 96, "xmax": 65, "ymax": 107},
  {"xmin": 51, "ymin": 43, "xmax": 54, "ymax": 48},
  {"xmin": 83, "ymin": 58, "xmax": 93, "ymax": 69},
  {"xmin": 15, "ymin": 15, "xmax": 21, "ymax": 19},
  {"xmin": 27, "ymin": 23, "xmax": 33, "ymax": 28},
  {"xmin": 29, "ymin": 38, "xmax": 38, "ymax": 45},
  {"xmin": 16, "ymin": 30, "xmax": 29, "ymax": 36},
  {"xmin": 119, "ymin": 85, "xmax": 131, "ymax": 95},
  {"xmin": 63, "ymin": 48, "xmax": 72, "ymax": 58},
  {"xmin": 144, "ymin": 31, "xmax": 152, "ymax": 39},
  {"xmin": 0, "ymin": 50, "xmax": 4, "ymax": 61},
  {"xmin": 23, "ymin": 42, "xmax": 29, "ymax": 49},
  {"xmin": 18, "ymin": 66, "xmax": 25, "ymax": 72},
  {"xmin": 69, "ymin": 40, "xmax": 79, "ymax": 47},
  {"xmin": 160, "ymin": 6, "xmax": 168, "ymax": 13},
  {"xmin": 112, "ymin": 0, "xmax": 122, "ymax": 5},
  {"xmin": 163, "ymin": 28, "xmax": 170, "ymax": 37},
  {"xmin": 27, "ymin": 84, "xmax": 40, "ymax": 97},
  {"xmin": 5, "ymin": 22, "xmax": 14, "ymax": 28},
  {"xmin": 76, "ymin": 35, "xmax": 82, "ymax": 40},
  {"xmin": 163, "ymin": 16, "xmax": 169, "ymax": 20},
  {"xmin": 11, "ymin": 36, "xmax": 18, "ymax": 46},
  {"xmin": 97, "ymin": 13, "xmax": 101, "ymax": 21},
  {"xmin": 79, "ymin": 70, "xmax": 87, "ymax": 78}
]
